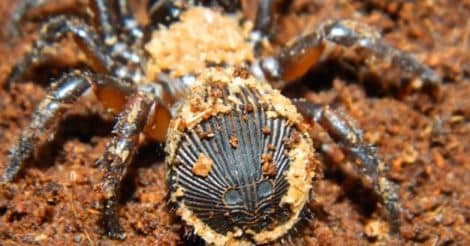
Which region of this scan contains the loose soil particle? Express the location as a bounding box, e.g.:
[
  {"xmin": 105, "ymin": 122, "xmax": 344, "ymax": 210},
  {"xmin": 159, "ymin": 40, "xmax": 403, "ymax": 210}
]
[
  {"xmin": 192, "ymin": 153, "xmax": 213, "ymax": 177},
  {"xmin": 0, "ymin": 0, "xmax": 469, "ymax": 245}
]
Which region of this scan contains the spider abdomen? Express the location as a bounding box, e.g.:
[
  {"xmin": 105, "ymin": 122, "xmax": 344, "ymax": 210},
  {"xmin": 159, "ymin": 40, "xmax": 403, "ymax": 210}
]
[{"xmin": 166, "ymin": 67, "xmax": 317, "ymax": 245}]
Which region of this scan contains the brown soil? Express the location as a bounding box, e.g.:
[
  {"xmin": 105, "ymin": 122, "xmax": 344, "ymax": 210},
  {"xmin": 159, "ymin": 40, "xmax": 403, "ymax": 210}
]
[{"xmin": 0, "ymin": 0, "xmax": 469, "ymax": 245}]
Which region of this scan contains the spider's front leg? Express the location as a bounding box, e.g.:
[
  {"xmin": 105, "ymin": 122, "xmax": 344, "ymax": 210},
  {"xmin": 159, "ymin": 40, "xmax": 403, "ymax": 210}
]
[
  {"xmin": 1, "ymin": 71, "xmax": 133, "ymax": 183},
  {"xmin": 294, "ymin": 100, "xmax": 401, "ymax": 236},
  {"xmin": 254, "ymin": 19, "xmax": 441, "ymax": 97},
  {"xmin": 97, "ymin": 93, "xmax": 151, "ymax": 240},
  {"xmin": 97, "ymin": 85, "xmax": 172, "ymax": 240},
  {"xmin": 1, "ymin": 72, "xmax": 172, "ymax": 239},
  {"xmin": 4, "ymin": 0, "xmax": 173, "ymax": 232}
]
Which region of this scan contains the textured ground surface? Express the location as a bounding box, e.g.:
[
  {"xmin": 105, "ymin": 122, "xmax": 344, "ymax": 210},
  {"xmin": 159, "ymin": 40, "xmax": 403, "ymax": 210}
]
[{"xmin": 0, "ymin": 0, "xmax": 469, "ymax": 245}]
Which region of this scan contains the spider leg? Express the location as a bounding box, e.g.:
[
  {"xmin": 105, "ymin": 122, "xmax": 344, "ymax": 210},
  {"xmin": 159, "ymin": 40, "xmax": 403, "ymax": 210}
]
[
  {"xmin": 116, "ymin": 0, "xmax": 143, "ymax": 45},
  {"xmin": 98, "ymin": 85, "xmax": 172, "ymax": 239},
  {"xmin": 254, "ymin": 19, "xmax": 441, "ymax": 97},
  {"xmin": 294, "ymin": 99, "xmax": 401, "ymax": 235},
  {"xmin": 88, "ymin": 0, "xmax": 118, "ymax": 45},
  {"xmin": 89, "ymin": 0, "xmax": 145, "ymax": 83},
  {"xmin": 8, "ymin": 0, "xmax": 64, "ymax": 38},
  {"xmin": 5, "ymin": 15, "xmax": 117, "ymax": 87},
  {"xmin": 98, "ymin": 93, "xmax": 151, "ymax": 240},
  {"xmin": 1, "ymin": 71, "xmax": 133, "ymax": 183},
  {"xmin": 8, "ymin": 0, "xmax": 86, "ymax": 41},
  {"xmin": 10, "ymin": 0, "xmax": 117, "ymax": 43},
  {"xmin": 250, "ymin": 0, "xmax": 276, "ymax": 52}
]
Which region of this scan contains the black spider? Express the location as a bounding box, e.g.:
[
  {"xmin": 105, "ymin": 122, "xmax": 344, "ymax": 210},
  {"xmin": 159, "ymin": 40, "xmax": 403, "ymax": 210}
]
[{"xmin": 2, "ymin": 0, "xmax": 441, "ymax": 244}]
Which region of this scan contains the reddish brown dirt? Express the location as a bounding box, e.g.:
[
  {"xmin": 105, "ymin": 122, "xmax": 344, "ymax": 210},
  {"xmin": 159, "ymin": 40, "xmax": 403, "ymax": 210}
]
[{"xmin": 0, "ymin": 0, "xmax": 469, "ymax": 245}]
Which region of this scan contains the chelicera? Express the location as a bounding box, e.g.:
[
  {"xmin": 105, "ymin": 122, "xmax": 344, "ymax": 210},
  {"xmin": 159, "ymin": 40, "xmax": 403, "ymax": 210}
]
[{"xmin": 2, "ymin": 0, "xmax": 441, "ymax": 245}]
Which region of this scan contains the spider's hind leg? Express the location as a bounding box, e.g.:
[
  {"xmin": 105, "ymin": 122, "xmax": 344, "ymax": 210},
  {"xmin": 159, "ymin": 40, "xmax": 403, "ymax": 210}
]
[
  {"xmin": 294, "ymin": 100, "xmax": 401, "ymax": 236},
  {"xmin": 254, "ymin": 19, "xmax": 441, "ymax": 98}
]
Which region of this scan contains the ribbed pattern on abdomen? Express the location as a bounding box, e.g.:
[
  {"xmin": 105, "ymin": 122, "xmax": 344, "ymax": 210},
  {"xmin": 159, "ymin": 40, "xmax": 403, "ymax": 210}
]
[{"xmin": 170, "ymin": 88, "xmax": 295, "ymax": 235}]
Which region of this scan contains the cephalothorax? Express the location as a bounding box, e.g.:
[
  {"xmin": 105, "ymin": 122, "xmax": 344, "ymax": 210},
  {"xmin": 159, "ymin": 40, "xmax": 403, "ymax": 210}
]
[{"xmin": 2, "ymin": 0, "xmax": 441, "ymax": 245}]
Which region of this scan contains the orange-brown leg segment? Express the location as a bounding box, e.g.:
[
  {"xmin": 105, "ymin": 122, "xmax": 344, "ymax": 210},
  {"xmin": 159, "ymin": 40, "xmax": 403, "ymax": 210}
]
[
  {"xmin": 143, "ymin": 103, "xmax": 171, "ymax": 142},
  {"xmin": 93, "ymin": 74, "xmax": 134, "ymax": 113},
  {"xmin": 254, "ymin": 20, "xmax": 441, "ymax": 96},
  {"xmin": 294, "ymin": 99, "xmax": 401, "ymax": 236},
  {"xmin": 1, "ymin": 71, "xmax": 133, "ymax": 183}
]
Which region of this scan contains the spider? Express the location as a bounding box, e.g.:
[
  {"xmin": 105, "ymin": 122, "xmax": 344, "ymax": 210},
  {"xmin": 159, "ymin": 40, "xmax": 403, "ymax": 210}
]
[{"xmin": 1, "ymin": 0, "xmax": 441, "ymax": 245}]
